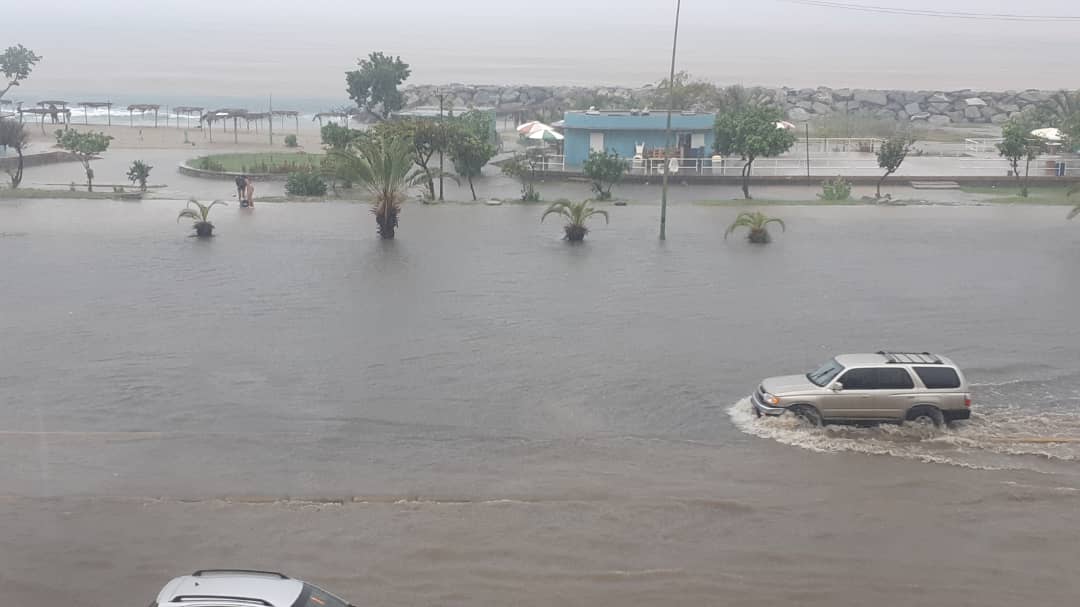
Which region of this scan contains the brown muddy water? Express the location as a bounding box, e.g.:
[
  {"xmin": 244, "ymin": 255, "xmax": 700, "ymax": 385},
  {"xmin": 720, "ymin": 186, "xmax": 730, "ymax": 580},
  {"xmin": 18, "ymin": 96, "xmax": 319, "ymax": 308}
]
[{"xmin": 1, "ymin": 200, "xmax": 1079, "ymax": 606}]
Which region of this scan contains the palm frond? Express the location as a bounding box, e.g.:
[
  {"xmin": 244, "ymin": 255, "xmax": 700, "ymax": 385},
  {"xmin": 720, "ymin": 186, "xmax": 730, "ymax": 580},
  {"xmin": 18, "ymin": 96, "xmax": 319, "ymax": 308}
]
[
  {"xmin": 177, "ymin": 208, "xmax": 201, "ymax": 222},
  {"xmin": 585, "ymin": 208, "xmax": 609, "ymax": 224},
  {"xmin": 541, "ymin": 201, "xmax": 571, "ymax": 223},
  {"xmin": 1067, "ymin": 205, "xmax": 1080, "ymax": 220},
  {"xmin": 764, "ymin": 217, "xmax": 786, "ymax": 232}
]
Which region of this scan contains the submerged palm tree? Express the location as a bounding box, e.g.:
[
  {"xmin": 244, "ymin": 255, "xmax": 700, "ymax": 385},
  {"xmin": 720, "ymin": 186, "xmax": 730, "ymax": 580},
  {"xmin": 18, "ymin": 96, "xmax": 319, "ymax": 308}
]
[
  {"xmin": 348, "ymin": 136, "xmax": 425, "ymax": 239},
  {"xmin": 541, "ymin": 199, "xmax": 609, "ymax": 242},
  {"xmin": 724, "ymin": 211, "xmax": 785, "ymax": 244},
  {"xmin": 177, "ymin": 198, "xmax": 226, "ymax": 237}
]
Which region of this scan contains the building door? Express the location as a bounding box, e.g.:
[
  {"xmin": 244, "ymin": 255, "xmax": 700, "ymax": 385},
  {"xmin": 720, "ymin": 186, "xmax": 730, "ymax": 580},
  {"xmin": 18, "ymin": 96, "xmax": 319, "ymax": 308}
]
[
  {"xmin": 589, "ymin": 132, "xmax": 605, "ymax": 153},
  {"xmin": 691, "ymin": 133, "xmax": 705, "ymax": 150}
]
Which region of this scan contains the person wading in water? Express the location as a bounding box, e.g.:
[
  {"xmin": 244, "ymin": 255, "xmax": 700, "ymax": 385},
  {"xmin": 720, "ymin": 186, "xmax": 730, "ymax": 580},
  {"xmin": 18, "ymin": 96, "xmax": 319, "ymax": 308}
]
[
  {"xmin": 244, "ymin": 176, "xmax": 255, "ymax": 208},
  {"xmin": 235, "ymin": 175, "xmax": 247, "ymax": 206}
]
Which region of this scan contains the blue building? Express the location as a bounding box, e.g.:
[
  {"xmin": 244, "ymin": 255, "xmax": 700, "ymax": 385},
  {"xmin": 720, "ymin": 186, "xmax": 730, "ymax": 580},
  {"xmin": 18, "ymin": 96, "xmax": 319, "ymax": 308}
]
[{"xmin": 561, "ymin": 110, "xmax": 716, "ymax": 169}]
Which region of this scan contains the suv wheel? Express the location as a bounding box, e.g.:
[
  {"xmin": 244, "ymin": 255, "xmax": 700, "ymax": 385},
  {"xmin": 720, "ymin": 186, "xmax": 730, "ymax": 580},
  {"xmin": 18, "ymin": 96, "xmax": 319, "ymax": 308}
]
[
  {"xmin": 787, "ymin": 405, "xmax": 823, "ymax": 427},
  {"xmin": 906, "ymin": 405, "xmax": 944, "ymax": 428}
]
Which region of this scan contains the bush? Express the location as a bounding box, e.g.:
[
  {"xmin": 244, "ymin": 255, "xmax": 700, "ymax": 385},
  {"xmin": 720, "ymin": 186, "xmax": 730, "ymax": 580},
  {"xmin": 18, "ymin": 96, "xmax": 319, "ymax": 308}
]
[
  {"xmin": 195, "ymin": 156, "xmax": 225, "ymax": 172},
  {"xmin": 582, "ymin": 150, "xmax": 629, "ymax": 200},
  {"xmin": 284, "ymin": 134, "xmax": 298, "ymax": 148},
  {"xmin": 819, "ymin": 176, "xmax": 852, "ymax": 201},
  {"xmin": 285, "ymin": 171, "xmax": 327, "ymax": 196}
]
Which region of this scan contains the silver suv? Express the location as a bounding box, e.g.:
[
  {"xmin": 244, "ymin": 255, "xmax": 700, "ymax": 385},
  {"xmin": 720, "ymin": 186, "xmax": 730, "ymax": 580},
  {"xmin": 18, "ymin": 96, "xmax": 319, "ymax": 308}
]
[
  {"xmin": 751, "ymin": 351, "xmax": 971, "ymax": 427},
  {"xmin": 151, "ymin": 569, "xmax": 354, "ymax": 607}
]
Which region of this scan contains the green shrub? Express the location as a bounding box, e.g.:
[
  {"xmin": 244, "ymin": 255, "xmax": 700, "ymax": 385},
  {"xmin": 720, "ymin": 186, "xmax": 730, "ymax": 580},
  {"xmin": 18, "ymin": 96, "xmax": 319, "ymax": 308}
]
[
  {"xmin": 195, "ymin": 156, "xmax": 225, "ymax": 172},
  {"xmin": 285, "ymin": 171, "xmax": 327, "ymax": 196},
  {"xmin": 284, "ymin": 134, "xmax": 298, "ymax": 148},
  {"xmin": 819, "ymin": 176, "xmax": 852, "ymax": 201}
]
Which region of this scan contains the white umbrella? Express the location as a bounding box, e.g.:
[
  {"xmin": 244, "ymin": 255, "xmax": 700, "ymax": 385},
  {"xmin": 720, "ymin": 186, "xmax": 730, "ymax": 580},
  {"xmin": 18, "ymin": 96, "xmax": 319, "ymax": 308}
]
[
  {"xmin": 526, "ymin": 128, "xmax": 563, "ymax": 141},
  {"xmin": 521, "ymin": 122, "xmax": 556, "ymax": 137},
  {"xmin": 517, "ymin": 120, "xmax": 545, "ymax": 135},
  {"xmin": 776, "ymin": 121, "xmax": 797, "ymax": 130},
  {"xmin": 1030, "ymin": 127, "xmax": 1063, "ymax": 142}
]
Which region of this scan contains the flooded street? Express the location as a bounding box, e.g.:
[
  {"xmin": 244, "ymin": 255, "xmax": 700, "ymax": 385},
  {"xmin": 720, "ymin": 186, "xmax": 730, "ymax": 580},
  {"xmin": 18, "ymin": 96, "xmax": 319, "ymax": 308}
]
[{"xmin": 1, "ymin": 200, "xmax": 1079, "ymax": 606}]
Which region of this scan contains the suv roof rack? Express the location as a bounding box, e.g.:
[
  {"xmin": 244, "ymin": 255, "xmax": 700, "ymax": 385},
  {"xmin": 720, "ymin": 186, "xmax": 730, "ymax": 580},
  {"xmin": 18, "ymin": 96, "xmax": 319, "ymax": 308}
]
[
  {"xmin": 877, "ymin": 351, "xmax": 943, "ymax": 365},
  {"xmin": 192, "ymin": 569, "xmax": 289, "ymax": 579},
  {"xmin": 173, "ymin": 596, "xmax": 273, "ymax": 606}
]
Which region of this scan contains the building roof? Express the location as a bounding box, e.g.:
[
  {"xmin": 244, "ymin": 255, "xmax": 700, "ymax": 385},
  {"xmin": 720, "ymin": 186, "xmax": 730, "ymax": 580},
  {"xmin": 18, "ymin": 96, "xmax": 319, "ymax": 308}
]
[{"xmin": 563, "ymin": 110, "xmax": 715, "ymax": 131}]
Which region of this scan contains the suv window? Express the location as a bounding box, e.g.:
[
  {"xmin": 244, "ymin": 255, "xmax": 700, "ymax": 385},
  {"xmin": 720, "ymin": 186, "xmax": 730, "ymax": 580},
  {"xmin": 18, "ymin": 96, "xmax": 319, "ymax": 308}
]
[
  {"xmin": 838, "ymin": 368, "xmax": 914, "ymax": 390},
  {"xmin": 876, "ymin": 367, "xmax": 915, "ymax": 389},
  {"xmin": 913, "ymin": 366, "xmax": 961, "ymax": 389}
]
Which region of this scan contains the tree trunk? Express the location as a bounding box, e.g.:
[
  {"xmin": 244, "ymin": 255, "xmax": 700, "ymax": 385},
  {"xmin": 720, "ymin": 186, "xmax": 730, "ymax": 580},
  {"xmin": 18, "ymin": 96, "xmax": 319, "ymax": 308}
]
[
  {"xmin": 877, "ymin": 171, "xmax": 890, "ymax": 198},
  {"xmin": 84, "ymin": 162, "xmax": 94, "ymax": 192},
  {"xmin": 468, "ymin": 176, "xmax": 477, "ymax": 201},
  {"xmin": 11, "ymin": 147, "xmax": 24, "ymax": 188},
  {"xmin": 741, "ymin": 160, "xmax": 753, "ymax": 200},
  {"xmin": 1022, "ymin": 157, "xmax": 1032, "ymax": 198}
]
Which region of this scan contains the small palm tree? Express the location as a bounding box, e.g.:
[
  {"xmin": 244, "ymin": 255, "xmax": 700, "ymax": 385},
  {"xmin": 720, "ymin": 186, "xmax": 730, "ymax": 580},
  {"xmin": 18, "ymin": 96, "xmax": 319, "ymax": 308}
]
[
  {"xmin": 349, "ymin": 136, "xmax": 426, "ymax": 239},
  {"xmin": 177, "ymin": 198, "xmax": 226, "ymax": 237},
  {"xmin": 1069, "ymin": 185, "xmax": 1079, "ymax": 220},
  {"xmin": 126, "ymin": 160, "xmax": 152, "ymax": 191},
  {"xmin": 724, "ymin": 211, "xmax": 785, "ymax": 244},
  {"xmin": 541, "ymin": 199, "xmax": 609, "ymax": 242}
]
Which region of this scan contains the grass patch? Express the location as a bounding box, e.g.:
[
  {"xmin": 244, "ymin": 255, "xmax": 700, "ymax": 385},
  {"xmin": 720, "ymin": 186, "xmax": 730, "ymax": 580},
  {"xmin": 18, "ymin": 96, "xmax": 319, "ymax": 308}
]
[
  {"xmin": 693, "ymin": 199, "xmax": 859, "ymax": 206},
  {"xmin": 187, "ymin": 152, "xmax": 324, "ymax": 174},
  {"xmin": 960, "ymin": 185, "xmax": 1077, "ymax": 204},
  {"xmin": 0, "ymin": 188, "xmax": 118, "ymax": 200}
]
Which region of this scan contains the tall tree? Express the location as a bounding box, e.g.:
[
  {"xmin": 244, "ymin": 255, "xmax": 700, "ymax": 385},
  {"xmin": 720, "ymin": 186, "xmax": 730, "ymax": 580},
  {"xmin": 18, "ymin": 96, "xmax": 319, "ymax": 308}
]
[
  {"xmin": 450, "ymin": 133, "xmax": 496, "ymax": 201},
  {"xmin": 0, "ymin": 44, "xmax": 41, "ymax": 100},
  {"xmin": 997, "ymin": 117, "xmax": 1044, "ymax": 198},
  {"xmin": 345, "ymin": 52, "xmax": 411, "ymax": 120},
  {"xmin": 0, "ymin": 119, "xmax": 29, "ymax": 188},
  {"xmin": 54, "ymin": 129, "xmax": 112, "ymax": 192},
  {"xmin": 714, "ymin": 106, "xmax": 797, "ymax": 199},
  {"xmin": 374, "ymin": 118, "xmax": 452, "ymax": 200},
  {"xmin": 875, "ymin": 136, "xmax": 914, "ymax": 198}
]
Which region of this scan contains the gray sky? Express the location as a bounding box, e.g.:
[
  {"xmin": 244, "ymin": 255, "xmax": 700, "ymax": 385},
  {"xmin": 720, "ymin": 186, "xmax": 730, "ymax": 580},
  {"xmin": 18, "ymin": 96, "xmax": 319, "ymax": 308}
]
[{"xmin": 14, "ymin": 1, "xmax": 1080, "ymax": 98}]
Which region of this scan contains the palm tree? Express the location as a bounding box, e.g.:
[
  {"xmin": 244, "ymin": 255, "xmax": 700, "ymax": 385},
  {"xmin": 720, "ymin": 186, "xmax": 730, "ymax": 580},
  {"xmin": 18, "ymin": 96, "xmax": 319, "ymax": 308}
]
[
  {"xmin": 724, "ymin": 211, "xmax": 785, "ymax": 244},
  {"xmin": 1069, "ymin": 184, "xmax": 1080, "ymax": 220},
  {"xmin": 348, "ymin": 136, "xmax": 425, "ymax": 239},
  {"xmin": 126, "ymin": 160, "xmax": 152, "ymax": 191},
  {"xmin": 177, "ymin": 198, "xmax": 226, "ymax": 237},
  {"xmin": 541, "ymin": 199, "xmax": 609, "ymax": 242},
  {"xmin": 0, "ymin": 119, "xmax": 29, "ymax": 188}
]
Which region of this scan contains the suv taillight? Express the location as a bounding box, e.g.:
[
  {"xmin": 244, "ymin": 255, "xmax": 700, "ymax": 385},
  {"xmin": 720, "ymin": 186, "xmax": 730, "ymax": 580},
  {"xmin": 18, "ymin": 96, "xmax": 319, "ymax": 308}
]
[{"xmin": 964, "ymin": 396, "xmax": 972, "ymax": 408}]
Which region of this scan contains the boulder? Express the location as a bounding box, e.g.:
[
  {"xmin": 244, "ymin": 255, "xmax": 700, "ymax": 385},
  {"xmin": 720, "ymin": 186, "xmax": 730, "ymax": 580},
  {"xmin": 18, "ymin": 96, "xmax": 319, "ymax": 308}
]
[
  {"xmin": 949, "ymin": 111, "xmax": 966, "ymax": 122},
  {"xmin": 928, "ymin": 115, "xmax": 951, "ymax": 126},
  {"xmin": 990, "ymin": 113, "xmax": 1009, "ymax": 124},
  {"xmin": 788, "ymin": 107, "xmax": 811, "ymax": 122},
  {"xmin": 854, "ymin": 89, "xmax": 888, "ymax": 106},
  {"xmin": 904, "ymin": 102, "xmax": 923, "ymax": 115},
  {"xmin": 1018, "ymin": 90, "xmax": 1050, "ymax": 103},
  {"xmin": 473, "ymin": 90, "xmax": 498, "ymax": 106},
  {"xmin": 964, "ymin": 106, "xmax": 982, "ymax": 119},
  {"xmin": 928, "ymin": 102, "xmax": 950, "ymax": 113},
  {"xmin": 796, "ymin": 100, "xmax": 813, "ymax": 110},
  {"xmin": 999, "ymin": 103, "xmax": 1020, "ymax": 113},
  {"xmin": 910, "ymin": 112, "xmax": 932, "ymax": 121},
  {"xmin": 813, "ymin": 91, "xmax": 833, "ymax": 104},
  {"xmin": 929, "ymin": 92, "xmax": 950, "ymax": 103},
  {"xmin": 499, "ymin": 89, "xmax": 521, "ymax": 104},
  {"xmin": 847, "ymin": 100, "xmax": 863, "ymax": 112},
  {"xmin": 833, "ymin": 88, "xmax": 854, "ymax": 101},
  {"xmin": 980, "ymin": 106, "xmax": 995, "ymax": 119},
  {"xmin": 812, "ymin": 102, "xmax": 832, "ymax": 114},
  {"xmin": 965, "ymin": 97, "xmax": 988, "ymax": 107}
]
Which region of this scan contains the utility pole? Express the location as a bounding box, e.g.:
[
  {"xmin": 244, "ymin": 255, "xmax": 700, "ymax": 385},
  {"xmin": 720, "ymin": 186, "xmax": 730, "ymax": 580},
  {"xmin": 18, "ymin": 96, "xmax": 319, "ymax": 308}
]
[
  {"xmin": 269, "ymin": 94, "xmax": 274, "ymax": 146},
  {"xmin": 805, "ymin": 122, "xmax": 811, "ymax": 185},
  {"xmin": 660, "ymin": 0, "xmax": 682, "ymax": 241},
  {"xmin": 438, "ymin": 89, "xmax": 445, "ymax": 201}
]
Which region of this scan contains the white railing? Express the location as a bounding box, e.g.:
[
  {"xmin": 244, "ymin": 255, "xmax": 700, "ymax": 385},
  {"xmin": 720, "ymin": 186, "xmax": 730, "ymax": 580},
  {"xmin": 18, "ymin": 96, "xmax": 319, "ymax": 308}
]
[
  {"xmin": 965, "ymin": 138, "xmax": 1005, "ymax": 154},
  {"xmin": 793, "ymin": 137, "xmax": 886, "ymax": 153}
]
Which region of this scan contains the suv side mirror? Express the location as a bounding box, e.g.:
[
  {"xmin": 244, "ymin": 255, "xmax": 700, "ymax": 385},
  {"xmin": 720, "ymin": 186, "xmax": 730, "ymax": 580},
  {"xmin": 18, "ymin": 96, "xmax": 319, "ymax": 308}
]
[{"xmin": 831, "ymin": 382, "xmax": 844, "ymax": 392}]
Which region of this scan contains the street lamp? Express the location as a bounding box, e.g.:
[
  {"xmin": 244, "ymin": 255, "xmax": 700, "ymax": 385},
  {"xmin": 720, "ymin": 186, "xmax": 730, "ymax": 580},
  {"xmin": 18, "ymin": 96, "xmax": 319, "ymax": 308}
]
[{"xmin": 659, "ymin": 0, "xmax": 682, "ymax": 241}]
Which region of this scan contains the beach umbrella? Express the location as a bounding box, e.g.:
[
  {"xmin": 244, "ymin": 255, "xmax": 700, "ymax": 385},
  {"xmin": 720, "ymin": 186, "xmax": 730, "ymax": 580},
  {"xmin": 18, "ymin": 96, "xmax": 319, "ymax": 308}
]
[
  {"xmin": 517, "ymin": 120, "xmax": 544, "ymax": 135},
  {"xmin": 1030, "ymin": 127, "xmax": 1063, "ymax": 142},
  {"xmin": 526, "ymin": 128, "xmax": 564, "ymax": 141},
  {"xmin": 776, "ymin": 121, "xmax": 797, "ymax": 130}
]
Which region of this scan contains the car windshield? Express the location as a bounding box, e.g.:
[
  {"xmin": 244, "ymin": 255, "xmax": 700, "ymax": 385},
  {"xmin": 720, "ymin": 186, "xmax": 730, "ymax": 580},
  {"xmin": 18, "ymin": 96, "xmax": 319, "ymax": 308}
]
[
  {"xmin": 807, "ymin": 359, "xmax": 844, "ymax": 387},
  {"xmin": 292, "ymin": 584, "xmax": 351, "ymax": 607}
]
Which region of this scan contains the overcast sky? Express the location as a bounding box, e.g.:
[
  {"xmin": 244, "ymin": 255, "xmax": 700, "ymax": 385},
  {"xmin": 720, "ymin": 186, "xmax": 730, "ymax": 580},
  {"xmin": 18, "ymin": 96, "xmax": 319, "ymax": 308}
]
[{"xmin": 13, "ymin": 1, "xmax": 1080, "ymax": 99}]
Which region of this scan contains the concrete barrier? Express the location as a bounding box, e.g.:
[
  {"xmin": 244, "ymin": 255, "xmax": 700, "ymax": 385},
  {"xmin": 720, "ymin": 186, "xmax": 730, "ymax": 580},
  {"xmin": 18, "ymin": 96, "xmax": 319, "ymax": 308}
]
[{"xmin": 177, "ymin": 162, "xmax": 289, "ymax": 182}]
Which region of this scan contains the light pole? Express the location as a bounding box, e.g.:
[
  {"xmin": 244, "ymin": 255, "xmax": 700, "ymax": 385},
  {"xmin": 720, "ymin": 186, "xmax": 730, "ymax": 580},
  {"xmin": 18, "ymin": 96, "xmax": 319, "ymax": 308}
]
[{"xmin": 659, "ymin": 0, "xmax": 682, "ymax": 241}]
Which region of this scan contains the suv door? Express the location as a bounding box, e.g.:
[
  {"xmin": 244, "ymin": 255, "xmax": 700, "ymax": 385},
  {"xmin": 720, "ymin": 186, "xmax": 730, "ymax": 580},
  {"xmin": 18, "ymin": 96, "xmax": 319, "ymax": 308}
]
[
  {"xmin": 826, "ymin": 367, "xmax": 915, "ymax": 420},
  {"xmin": 823, "ymin": 367, "xmax": 877, "ymax": 420},
  {"xmin": 870, "ymin": 367, "xmax": 916, "ymax": 420}
]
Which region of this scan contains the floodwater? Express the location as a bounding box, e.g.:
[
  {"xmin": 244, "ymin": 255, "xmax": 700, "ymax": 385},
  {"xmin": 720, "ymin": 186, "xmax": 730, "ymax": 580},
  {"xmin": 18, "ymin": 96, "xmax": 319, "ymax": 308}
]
[{"xmin": 1, "ymin": 200, "xmax": 1079, "ymax": 606}]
